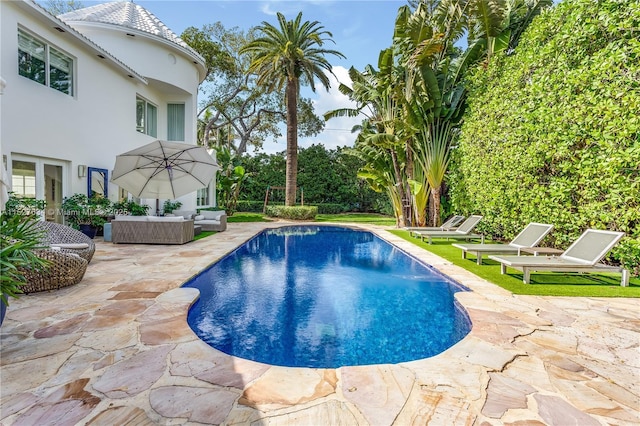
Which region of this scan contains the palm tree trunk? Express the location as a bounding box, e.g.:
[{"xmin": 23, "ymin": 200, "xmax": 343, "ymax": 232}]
[
  {"xmin": 390, "ymin": 149, "xmax": 407, "ymax": 227},
  {"xmin": 285, "ymin": 79, "xmax": 298, "ymax": 206},
  {"xmin": 431, "ymin": 184, "xmax": 441, "ymax": 226}
]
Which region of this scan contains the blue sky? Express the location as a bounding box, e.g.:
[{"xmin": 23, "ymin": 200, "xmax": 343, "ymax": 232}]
[{"xmin": 65, "ymin": 1, "xmax": 408, "ymax": 153}]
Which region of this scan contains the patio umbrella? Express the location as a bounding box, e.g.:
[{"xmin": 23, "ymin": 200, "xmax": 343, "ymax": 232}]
[{"xmin": 111, "ymin": 140, "xmax": 220, "ymax": 200}]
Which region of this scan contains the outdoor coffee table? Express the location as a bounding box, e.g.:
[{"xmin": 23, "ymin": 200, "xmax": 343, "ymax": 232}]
[{"xmin": 194, "ymin": 225, "xmax": 202, "ymax": 236}]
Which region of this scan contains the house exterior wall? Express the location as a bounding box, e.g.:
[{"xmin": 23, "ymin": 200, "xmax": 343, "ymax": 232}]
[
  {"xmin": 66, "ymin": 23, "xmax": 201, "ymax": 146},
  {"xmin": 0, "ymin": 1, "xmax": 208, "ymax": 217}
]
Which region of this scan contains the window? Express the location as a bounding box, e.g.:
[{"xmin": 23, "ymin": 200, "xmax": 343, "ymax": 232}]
[
  {"xmin": 11, "ymin": 160, "xmax": 36, "ymax": 198},
  {"xmin": 167, "ymin": 103, "xmax": 185, "ymax": 141},
  {"xmin": 197, "ymin": 185, "xmax": 210, "ymax": 207},
  {"xmin": 18, "ymin": 29, "xmax": 73, "ymax": 96},
  {"xmin": 136, "ymin": 96, "xmax": 157, "ymax": 137}
]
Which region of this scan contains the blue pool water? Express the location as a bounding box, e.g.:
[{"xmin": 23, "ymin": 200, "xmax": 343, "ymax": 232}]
[{"xmin": 184, "ymin": 226, "xmax": 471, "ymax": 368}]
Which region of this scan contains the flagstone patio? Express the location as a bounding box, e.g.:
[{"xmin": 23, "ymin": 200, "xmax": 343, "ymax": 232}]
[{"xmin": 1, "ymin": 222, "xmax": 639, "ymax": 425}]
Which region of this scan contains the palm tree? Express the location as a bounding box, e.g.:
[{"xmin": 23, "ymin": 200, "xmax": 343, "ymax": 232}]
[{"xmin": 240, "ymin": 12, "xmax": 344, "ymax": 206}]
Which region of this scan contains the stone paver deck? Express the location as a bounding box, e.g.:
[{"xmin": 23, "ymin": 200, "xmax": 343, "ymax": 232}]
[{"xmin": 1, "ymin": 222, "xmax": 639, "ymax": 425}]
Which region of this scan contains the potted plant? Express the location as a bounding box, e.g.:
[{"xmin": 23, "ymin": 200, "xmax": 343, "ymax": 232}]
[
  {"xmin": 62, "ymin": 193, "xmax": 110, "ymax": 238},
  {"xmin": 4, "ymin": 192, "xmax": 46, "ymax": 220},
  {"xmin": 162, "ymin": 200, "xmax": 182, "ymax": 215},
  {"xmin": 112, "ymin": 199, "xmax": 150, "ymax": 216},
  {"xmin": 0, "ymin": 213, "xmax": 49, "ymax": 324}
]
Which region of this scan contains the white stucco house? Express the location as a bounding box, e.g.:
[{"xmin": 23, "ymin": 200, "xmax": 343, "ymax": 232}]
[{"xmin": 0, "ymin": 0, "xmax": 216, "ymax": 222}]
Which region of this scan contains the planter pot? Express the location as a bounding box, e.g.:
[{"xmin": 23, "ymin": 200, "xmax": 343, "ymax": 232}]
[
  {"xmin": 1, "ymin": 301, "xmax": 6, "ymax": 326},
  {"xmin": 79, "ymin": 224, "xmax": 98, "ymax": 239}
]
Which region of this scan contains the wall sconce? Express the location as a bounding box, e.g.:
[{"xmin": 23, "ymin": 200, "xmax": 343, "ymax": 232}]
[{"xmin": 78, "ymin": 165, "xmax": 87, "ymax": 178}]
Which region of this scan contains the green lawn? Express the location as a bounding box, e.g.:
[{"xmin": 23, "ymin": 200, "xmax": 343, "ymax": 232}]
[
  {"xmin": 316, "ymin": 213, "xmax": 396, "ymax": 225},
  {"xmin": 227, "ymin": 212, "xmax": 273, "ymax": 223},
  {"xmin": 389, "ymin": 230, "xmax": 640, "ymax": 297}
]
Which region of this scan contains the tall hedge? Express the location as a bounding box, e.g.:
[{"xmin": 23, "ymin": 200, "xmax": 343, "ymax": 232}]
[{"xmin": 451, "ymin": 0, "xmax": 640, "ymax": 273}]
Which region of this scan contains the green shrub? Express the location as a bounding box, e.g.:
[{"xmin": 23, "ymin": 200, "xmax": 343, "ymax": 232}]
[
  {"xmin": 4, "ymin": 193, "xmax": 46, "ymax": 220},
  {"xmin": 451, "ymin": 0, "xmax": 640, "ymax": 274},
  {"xmin": 316, "ymin": 203, "xmax": 350, "ymax": 214},
  {"xmin": 162, "ymin": 200, "xmax": 182, "ymax": 214},
  {"xmin": 265, "ymin": 205, "xmax": 318, "ymax": 220},
  {"xmin": 236, "ymin": 200, "xmax": 265, "ymax": 213},
  {"xmin": 112, "ymin": 200, "xmax": 150, "ymax": 216}
]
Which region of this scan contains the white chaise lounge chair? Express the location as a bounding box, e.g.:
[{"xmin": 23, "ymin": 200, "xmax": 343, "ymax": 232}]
[
  {"xmin": 489, "ymin": 229, "xmax": 629, "ymax": 286},
  {"xmin": 406, "ymin": 215, "xmax": 466, "ymax": 237},
  {"xmin": 414, "ymin": 215, "xmax": 484, "ymax": 244},
  {"xmin": 452, "ymin": 222, "xmax": 554, "ymax": 265}
]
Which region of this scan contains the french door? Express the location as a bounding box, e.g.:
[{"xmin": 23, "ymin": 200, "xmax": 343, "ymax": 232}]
[{"xmin": 11, "ymin": 155, "xmax": 66, "ymax": 223}]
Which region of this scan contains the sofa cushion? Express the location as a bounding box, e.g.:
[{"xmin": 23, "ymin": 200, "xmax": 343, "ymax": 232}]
[
  {"xmin": 148, "ymin": 215, "xmax": 184, "ymax": 222},
  {"xmin": 201, "ymin": 210, "xmax": 225, "ymax": 220},
  {"xmin": 172, "ymin": 210, "xmax": 196, "ymax": 220}
]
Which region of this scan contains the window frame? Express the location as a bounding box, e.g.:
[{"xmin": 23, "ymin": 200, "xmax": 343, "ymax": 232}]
[
  {"xmin": 136, "ymin": 95, "xmax": 158, "ymax": 137},
  {"xmin": 17, "ymin": 28, "xmax": 75, "ymax": 96}
]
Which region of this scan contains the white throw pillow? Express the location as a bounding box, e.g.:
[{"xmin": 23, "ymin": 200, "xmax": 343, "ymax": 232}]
[{"xmin": 194, "ymin": 215, "xmax": 205, "ymax": 221}]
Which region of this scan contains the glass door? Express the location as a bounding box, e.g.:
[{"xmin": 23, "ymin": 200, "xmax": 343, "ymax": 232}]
[{"xmin": 44, "ymin": 163, "xmax": 63, "ymax": 223}]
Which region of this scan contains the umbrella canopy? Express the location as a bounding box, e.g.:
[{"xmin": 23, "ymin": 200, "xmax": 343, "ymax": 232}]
[{"xmin": 111, "ymin": 140, "xmax": 220, "ymax": 199}]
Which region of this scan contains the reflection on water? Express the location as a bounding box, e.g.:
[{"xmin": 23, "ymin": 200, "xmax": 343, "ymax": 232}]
[{"xmin": 185, "ymin": 225, "xmax": 471, "ymax": 368}]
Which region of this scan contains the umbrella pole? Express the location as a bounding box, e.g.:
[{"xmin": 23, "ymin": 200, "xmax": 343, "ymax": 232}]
[{"xmin": 156, "ymin": 199, "xmax": 160, "ymax": 216}]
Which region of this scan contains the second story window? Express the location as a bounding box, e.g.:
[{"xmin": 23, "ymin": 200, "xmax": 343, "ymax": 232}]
[
  {"xmin": 136, "ymin": 96, "xmax": 157, "ymax": 137},
  {"xmin": 167, "ymin": 103, "xmax": 185, "ymax": 141},
  {"xmin": 18, "ymin": 29, "xmax": 74, "ymax": 96}
]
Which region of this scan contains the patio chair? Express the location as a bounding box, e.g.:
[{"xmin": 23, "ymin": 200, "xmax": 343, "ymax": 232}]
[
  {"xmin": 406, "ymin": 215, "xmax": 466, "ymax": 237},
  {"xmin": 19, "ymin": 248, "xmax": 88, "ymax": 293},
  {"xmin": 414, "ymin": 215, "xmax": 484, "ymax": 244},
  {"xmin": 488, "ymin": 229, "xmax": 629, "ymax": 286},
  {"xmin": 452, "ymin": 222, "xmax": 554, "ymax": 265},
  {"xmin": 33, "ymin": 221, "xmax": 95, "ymax": 262}
]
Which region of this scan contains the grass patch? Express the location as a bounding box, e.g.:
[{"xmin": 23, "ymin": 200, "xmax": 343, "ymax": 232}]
[
  {"xmin": 316, "ymin": 213, "xmax": 396, "ymax": 225},
  {"xmin": 194, "ymin": 231, "xmax": 216, "ymax": 241},
  {"xmin": 227, "ymin": 212, "xmax": 273, "ymax": 223},
  {"xmin": 389, "ymin": 230, "xmax": 640, "ymax": 297}
]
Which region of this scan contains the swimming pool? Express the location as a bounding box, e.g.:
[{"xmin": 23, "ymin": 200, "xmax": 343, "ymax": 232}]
[{"xmin": 184, "ymin": 225, "xmax": 471, "ymax": 368}]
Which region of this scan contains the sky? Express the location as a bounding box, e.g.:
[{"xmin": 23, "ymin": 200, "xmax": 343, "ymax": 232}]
[{"xmin": 101, "ymin": 0, "xmax": 407, "ymax": 154}]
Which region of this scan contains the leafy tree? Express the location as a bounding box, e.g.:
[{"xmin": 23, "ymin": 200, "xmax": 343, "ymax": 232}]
[
  {"xmin": 44, "ymin": 0, "xmax": 84, "ymax": 15},
  {"xmin": 239, "ymin": 146, "xmax": 388, "ymax": 213},
  {"xmin": 240, "ymin": 12, "xmax": 344, "ymax": 206}
]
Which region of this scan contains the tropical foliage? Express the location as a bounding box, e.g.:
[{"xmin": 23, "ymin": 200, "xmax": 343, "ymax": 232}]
[
  {"xmin": 216, "ymin": 146, "xmax": 250, "ymax": 215},
  {"xmin": 1, "ymin": 214, "xmax": 49, "ymax": 306},
  {"xmin": 450, "ymin": 0, "xmax": 640, "ymax": 274},
  {"xmin": 240, "ymin": 12, "xmax": 344, "ymax": 205},
  {"xmin": 326, "ymin": 0, "xmax": 549, "ymax": 227}
]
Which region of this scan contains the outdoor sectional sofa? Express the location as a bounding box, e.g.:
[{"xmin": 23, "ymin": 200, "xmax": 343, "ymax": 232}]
[
  {"xmin": 111, "ymin": 216, "xmax": 194, "ymax": 244},
  {"xmin": 172, "ymin": 210, "xmax": 227, "ymax": 232}
]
